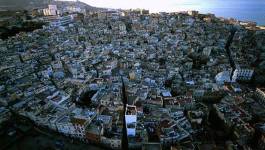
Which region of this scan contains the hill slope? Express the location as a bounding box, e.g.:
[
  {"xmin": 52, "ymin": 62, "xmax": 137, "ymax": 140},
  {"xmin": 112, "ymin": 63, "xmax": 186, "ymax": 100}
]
[
  {"xmin": 0, "ymin": 0, "xmax": 50, "ymax": 10},
  {"xmin": 0, "ymin": 0, "xmax": 101, "ymax": 11}
]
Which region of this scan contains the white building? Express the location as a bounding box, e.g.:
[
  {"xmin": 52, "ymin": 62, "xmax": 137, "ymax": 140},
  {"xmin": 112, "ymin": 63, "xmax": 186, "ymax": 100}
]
[
  {"xmin": 70, "ymin": 108, "xmax": 97, "ymax": 139},
  {"xmin": 256, "ymin": 88, "xmax": 265, "ymax": 106},
  {"xmin": 50, "ymin": 15, "xmax": 75, "ymax": 27},
  {"xmin": 187, "ymin": 10, "xmax": 199, "ymax": 16},
  {"xmin": 43, "ymin": 5, "xmax": 58, "ymax": 16},
  {"xmin": 118, "ymin": 23, "xmax": 127, "ymax": 35},
  {"xmin": 215, "ymin": 71, "xmax": 232, "ymax": 85},
  {"xmin": 56, "ymin": 115, "xmax": 76, "ymax": 136},
  {"xmin": 47, "ymin": 91, "xmax": 72, "ymax": 109},
  {"xmin": 232, "ymin": 69, "xmax": 254, "ymax": 82},
  {"xmin": 64, "ymin": 6, "xmax": 86, "ymax": 14},
  {"xmin": 202, "ymin": 46, "xmax": 212, "ymax": 57},
  {"xmin": 101, "ymin": 136, "xmax": 122, "ymax": 149},
  {"xmin": 125, "ymin": 105, "xmax": 137, "ymax": 137}
]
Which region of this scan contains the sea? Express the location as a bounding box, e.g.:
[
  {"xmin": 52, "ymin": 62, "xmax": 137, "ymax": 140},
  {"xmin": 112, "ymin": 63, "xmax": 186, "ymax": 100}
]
[
  {"xmin": 191, "ymin": 0, "xmax": 265, "ymax": 25},
  {"xmin": 83, "ymin": 0, "xmax": 265, "ymax": 25}
]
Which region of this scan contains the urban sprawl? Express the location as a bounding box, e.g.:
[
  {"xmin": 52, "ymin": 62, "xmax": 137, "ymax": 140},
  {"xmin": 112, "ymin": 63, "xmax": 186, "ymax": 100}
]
[{"xmin": 1, "ymin": 4, "xmax": 265, "ymax": 150}]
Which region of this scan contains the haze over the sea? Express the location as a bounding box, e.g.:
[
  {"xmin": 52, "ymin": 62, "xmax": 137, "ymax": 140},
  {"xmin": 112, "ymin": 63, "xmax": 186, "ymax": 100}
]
[{"xmin": 77, "ymin": 0, "xmax": 265, "ymax": 25}]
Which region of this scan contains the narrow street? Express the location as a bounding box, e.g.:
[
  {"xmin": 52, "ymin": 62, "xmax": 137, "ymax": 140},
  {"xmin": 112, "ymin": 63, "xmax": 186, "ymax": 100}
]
[
  {"xmin": 121, "ymin": 76, "xmax": 129, "ymax": 150},
  {"xmin": 225, "ymin": 27, "xmax": 237, "ymax": 79}
]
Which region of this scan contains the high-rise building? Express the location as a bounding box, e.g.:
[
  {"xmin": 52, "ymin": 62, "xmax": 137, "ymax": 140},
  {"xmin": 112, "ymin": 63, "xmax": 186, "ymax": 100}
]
[
  {"xmin": 125, "ymin": 105, "xmax": 137, "ymax": 137},
  {"xmin": 232, "ymin": 68, "xmax": 254, "ymax": 82}
]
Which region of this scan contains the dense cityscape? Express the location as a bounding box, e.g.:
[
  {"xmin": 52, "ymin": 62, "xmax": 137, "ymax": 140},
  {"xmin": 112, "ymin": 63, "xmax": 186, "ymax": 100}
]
[{"xmin": 1, "ymin": 1, "xmax": 265, "ymax": 150}]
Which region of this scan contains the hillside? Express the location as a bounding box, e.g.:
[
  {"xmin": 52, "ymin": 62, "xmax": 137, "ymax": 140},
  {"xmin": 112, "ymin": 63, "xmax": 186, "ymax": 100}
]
[
  {"xmin": 0, "ymin": 0, "xmax": 50, "ymax": 10},
  {"xmin": 0, "ymin": 0, "xmax": 102, "ymax": 11}
]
